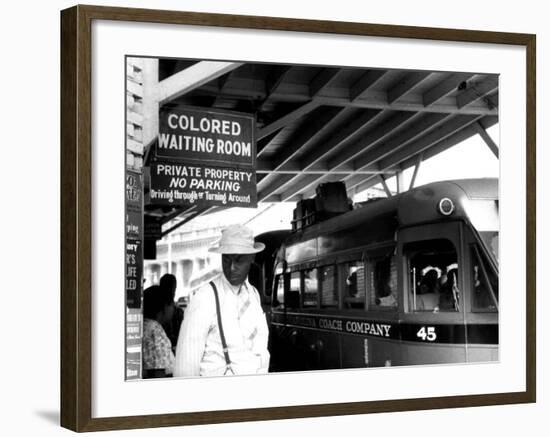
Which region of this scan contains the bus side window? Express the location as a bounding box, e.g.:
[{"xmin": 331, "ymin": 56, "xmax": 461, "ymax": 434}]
[
  {"xmin": 471, "ymin": 245, "xmax": 498, "ymax": 312},
  {"xmin": 286, "ymin": 271, "xmax": 301, "ymax": 309},
  {"xmin": 273, "ymin": 274, "xmax": 284, "ymax": 308},
  {"xmin": 405, "ymin": 239, "xmax": 459, "ymax": 312},
  {"xmin": 343, "ymin": 261, "xmax": 366, "ymax": 310},
  {"xmin": 367, "ymin": 255, "xmax": 398, "ymax": 310},
  {"xmin": 302, "ymin": 268, "xmax": 319, "ymax": 308},
  {"xmin": 320, "ymin": 265, "xmax": 338, "ymax": 308}
]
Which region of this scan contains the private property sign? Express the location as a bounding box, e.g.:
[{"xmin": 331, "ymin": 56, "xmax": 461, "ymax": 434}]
[
  {"xmin": 150, "ymin": 162, "xmax": 257, "ymax": 207},
  {"xmin": 157, "ymin": 106, "xmax": 255, "ymax": 167},
  {"xmin": 151, "ymin": 106, "xmax": 257, "ymax": 208}
]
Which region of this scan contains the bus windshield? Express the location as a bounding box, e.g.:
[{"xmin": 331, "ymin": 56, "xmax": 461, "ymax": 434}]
[
  {"xmin": 463, "ymin": 199, "xmax": 499, "ymax": 265},
  {"xmin": 479, "ymin": 231, "xmax": 499, "ymax": 264}
]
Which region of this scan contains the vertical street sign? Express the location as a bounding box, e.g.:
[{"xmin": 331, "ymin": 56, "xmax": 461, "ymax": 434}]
[{"xmin": 125, "ymin": 170, "xmax": 143, "ymax": 380}]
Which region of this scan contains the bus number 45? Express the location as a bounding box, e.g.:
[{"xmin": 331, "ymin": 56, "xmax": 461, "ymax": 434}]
[{"xmin": 417, "ymin": 326, "xmax": 437, "ymax": 342}]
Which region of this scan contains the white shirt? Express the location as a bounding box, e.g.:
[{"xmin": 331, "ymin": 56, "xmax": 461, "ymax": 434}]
[{"xmin": 174, "ymin": 274, "xmax": 270, "ymax": 377}]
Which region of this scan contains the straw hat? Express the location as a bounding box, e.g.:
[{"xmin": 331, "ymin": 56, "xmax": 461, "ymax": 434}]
[{"xmin": 208, "ymin": 224, "xmax": 265, "ymax": 254}]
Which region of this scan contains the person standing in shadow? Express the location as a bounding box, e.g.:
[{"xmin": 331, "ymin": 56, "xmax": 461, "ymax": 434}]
[
  {"xmin": 160, "ymin": 273, "xmax": 184, "ymax": 353},
  {"xmin": 142, "ymin": 285, "xmax": 175, "ymax": 378}
]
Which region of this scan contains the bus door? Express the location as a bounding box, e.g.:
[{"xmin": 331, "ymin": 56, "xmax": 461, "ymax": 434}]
[
  {"xmin": 397, "ymin": 222, "xmax": 468, "ymax": 365},
  {"xmin": 270, "ymin": 260, "xmax": 342, "ymax": 371},
  {"xmin": 291, "ymin": 262, "xmax": 342, "ymax": 371},
  {"xmin": 462, "ymin": 225, "xmax": 499, "ymax": 362},
  {"xmin": 315, "ymin": 255, "xmax": 348, "ymax": 369},
  {"xmin": 268, "ymin": 262, "xmax": 299, "ymax": 372},
  {"xmin": 269, "ymin": 261, "xmax": 320, "ymax": 372}
]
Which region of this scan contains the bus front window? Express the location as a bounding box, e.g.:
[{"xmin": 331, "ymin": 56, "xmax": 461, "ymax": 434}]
[{"xmin": 404, "ymin": 239, "xmax": 459, "ymax": 313}]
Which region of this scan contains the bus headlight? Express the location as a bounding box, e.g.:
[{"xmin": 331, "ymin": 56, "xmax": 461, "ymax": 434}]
[{"xmin": 438, "ymin": 198, "xmax": 455, "ymax": 216}]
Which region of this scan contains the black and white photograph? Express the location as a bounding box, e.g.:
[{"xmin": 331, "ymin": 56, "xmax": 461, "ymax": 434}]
[
  {"xmin": 3, "ymin": 0, "xmax": 545, "ymax": 435},
  {"xmin": 125, "ymin": 57, "xmax": 500, "ymax": 380}
]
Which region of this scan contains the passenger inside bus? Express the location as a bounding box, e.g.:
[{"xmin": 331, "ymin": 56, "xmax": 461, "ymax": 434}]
[
  {"xmin": 439, "ymin": 268, "xmax": 459, "ymax": 311},
  {"xmin": 419, "ymin": 269, "xmax": 439, "ymax": 294},
  {"xmin": 346, "ymin": 270, "xmax": 358, "ymax": 296},
  {"xmin": 344, "ymin": 263, "xmax": 366, "ymax": 309},
  {"xmin": 416, "ymin": 268, "xmax": 441, "ymax": 311}
]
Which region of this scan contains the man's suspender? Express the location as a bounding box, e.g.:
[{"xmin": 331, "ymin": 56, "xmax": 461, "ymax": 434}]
[{"xmin": 209, "ymin": 281, "xmax": 233, "ymax": 375}]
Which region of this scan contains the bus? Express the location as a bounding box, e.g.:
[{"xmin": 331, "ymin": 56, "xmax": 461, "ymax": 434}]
[{"xmin": 260, "ymin": 179, "xmax": 499, "ymax": 372}]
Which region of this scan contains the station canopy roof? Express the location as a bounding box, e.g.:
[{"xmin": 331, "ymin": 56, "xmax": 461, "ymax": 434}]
[{"xmin": 145, "ymin": 59, "xmax": 498, "ymax": 236}]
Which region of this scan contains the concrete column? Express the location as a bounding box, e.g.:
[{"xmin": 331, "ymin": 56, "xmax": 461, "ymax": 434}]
[
  {"xmin": 160, "ymin": 262, "xmax": 169, "ymax": 278},
  {"xmin": 141, "ymin": 58, "xmax": 159, "ymax": 147},
  {"xmin": 395, "ymin": 170, "xmax": 405, "ymax": 194},
  {"xmin": 146, "ymin": 263, "xmax": 161, "ymax": 286},
  {"xmin": 143, "ymin": 264, "xmax": 153, "ymax": 288},
  {"xmin": 173, "ymin": 260, "xmax": 183, "ymax": 298},
  {"xmin": 181, "ymin": 259, "xmax": 194, "ymax": 288}
]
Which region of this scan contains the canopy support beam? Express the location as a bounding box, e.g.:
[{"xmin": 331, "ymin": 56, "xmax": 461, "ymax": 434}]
[
  {"xmin": 474, "ymin": 121, "xmax": 499, "ymax": 158},
  {"xmin": 395, "ymin": 170, "xmax": 406, "ymax": 193},
  {"xmin": 378, "ymin": 175, "xmax": 393, "ymax": 197},
  {"xmin": 158, "ymin": 61, "xmax": 243, "ymax": 105},
  {"xmin": 409, "ymin": 154, "xmax": 423, "ymax": 190}
]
